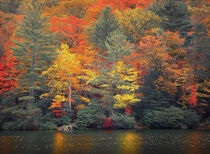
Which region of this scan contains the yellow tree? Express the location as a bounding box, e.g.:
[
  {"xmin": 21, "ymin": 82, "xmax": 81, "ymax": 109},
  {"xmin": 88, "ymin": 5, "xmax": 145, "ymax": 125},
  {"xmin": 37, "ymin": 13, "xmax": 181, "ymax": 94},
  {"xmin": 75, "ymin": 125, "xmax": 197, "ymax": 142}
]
[
  {"xmin": 41, "ymin": 43, "xmax": 82, "ymax": 113},
  {"xmin": 117, "ymin": 8, "xmax": 161, "ymax": 44},
  {"xmin": 112, "ymin": 61, "xmax": 140, "ymax": 108}
]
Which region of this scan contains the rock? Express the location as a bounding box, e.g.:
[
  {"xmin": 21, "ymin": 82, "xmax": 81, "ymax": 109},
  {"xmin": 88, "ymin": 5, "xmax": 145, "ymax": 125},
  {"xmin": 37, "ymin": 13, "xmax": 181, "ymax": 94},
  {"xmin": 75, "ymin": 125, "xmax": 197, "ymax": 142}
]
[{"xmin": 57, "ymin": 124, "xmax": 76, "ymax": 132}]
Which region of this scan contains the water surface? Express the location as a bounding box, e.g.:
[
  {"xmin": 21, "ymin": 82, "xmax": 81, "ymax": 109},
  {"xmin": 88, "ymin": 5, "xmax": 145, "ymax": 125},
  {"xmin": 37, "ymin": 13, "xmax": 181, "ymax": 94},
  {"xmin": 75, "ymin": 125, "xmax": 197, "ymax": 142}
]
[{"xmin": 0, "ymin": 130, "xmax": 209, "ymax": 154}]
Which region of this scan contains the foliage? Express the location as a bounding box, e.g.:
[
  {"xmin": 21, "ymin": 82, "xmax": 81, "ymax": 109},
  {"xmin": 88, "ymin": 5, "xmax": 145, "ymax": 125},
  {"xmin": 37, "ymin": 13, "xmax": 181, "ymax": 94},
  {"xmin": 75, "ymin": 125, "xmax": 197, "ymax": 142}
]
[
  {"xmin": 118, "ymin": 8, "xmax": 161, "ymax": 43},
  {"xmin": 183, "ymin": 109, "xmax": 200, "ymax": 128},
  {"xmin": 10, "ymin": 0, "xmax": 57, "ymax": 108},
  {"xmin": 88, "ymin": 6, "xmax": 119, "ymax": 51},
  {"xmin": 143, "ymin": 106, "xmax": 200, "ymax": 129},
  {"xmin": 102, "ymin": 117, "xmax": 114, "ymax": 128},
  {"xmin": 39, "ymin": 121, "xmax": 57, "ymax": 130},
  {"xmin": 50, "ymin": 16, "xmax": 84, "ymax": 48},
  {"xmin": 0, "ymin": 0, "xmax": 23, "ymax": 14},
  {"xmin": 150, "ymin": 0, "xmax": 192, "ymax": 38},
  {"xmin": 188, "ymin": 1, "xmax": 210, "ymax": 115},
  {"xmin": 204, "ymin": 118, "xmax": 210, "ymax": 128},
  {"xmin": 75, "ymin": 106, "xmax": 105, "ymax": 130},
  {"xmin": 110, "ymin": 113, "xmax": 135, "ymax": 129},
  {"xmin": 41, "ymin": 43, "xmax": 82, "ymax": 113},
  {"xmin": 1, "ymin": 0, "xmax": 209, "ymax": 130},
  {"xmin": 54, "ymin": 115, "xmax": 72, "ymax": 127},
  {"xmin": 2, "ymin": 105, "xmax": 43, "ymax": 130}
]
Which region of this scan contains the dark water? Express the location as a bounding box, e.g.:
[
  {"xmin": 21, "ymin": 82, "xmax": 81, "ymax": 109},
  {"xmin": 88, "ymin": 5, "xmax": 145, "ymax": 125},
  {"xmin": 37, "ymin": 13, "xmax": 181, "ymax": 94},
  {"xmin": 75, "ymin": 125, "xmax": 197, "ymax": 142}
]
[{"xmin": 0, "ymin": 130, "xmax": 209, "ymax": 154}]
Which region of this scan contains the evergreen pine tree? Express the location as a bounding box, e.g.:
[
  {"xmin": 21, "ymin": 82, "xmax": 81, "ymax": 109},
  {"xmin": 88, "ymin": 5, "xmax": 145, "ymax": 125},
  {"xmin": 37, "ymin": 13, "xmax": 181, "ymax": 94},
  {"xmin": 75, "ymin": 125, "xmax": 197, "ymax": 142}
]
[
  {"xmin": 190, "ymin": 22, "xmax": 210, "ymax": 116},
  {"xmin": 151, "ymin": 0, "xmax": 192, "ymax": 38},
  {"xmin": 10, "ymin": 0, "xmax": 57, "ymax": 109},
  {"xmin": 89, "ymin": 6, "xmax": 119, "ymax": 52},
  {"xmin": 89, "ymin": 30, "xmax": 139, "ymax": 115}
]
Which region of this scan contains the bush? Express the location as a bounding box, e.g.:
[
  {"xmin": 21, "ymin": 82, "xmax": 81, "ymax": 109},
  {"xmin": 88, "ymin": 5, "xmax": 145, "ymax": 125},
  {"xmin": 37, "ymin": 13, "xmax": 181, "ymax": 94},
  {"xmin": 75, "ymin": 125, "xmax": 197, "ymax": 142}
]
[
  {"xmin": 0, "ymin": 113, "xmax": 4, "ymax": 129},
  {"xmin": 142, "ymin": 106, "xmax": 200, "ymax": 129},
  {"xmin": 54, "ymin": 115, "xmax": 72, "ymax": 127},
  {"xmin": 2, "ymin": 106, "xmax": 43, "ymax": 130},
  {"xmin": 204, "ymin": 119, "xmax": 210, "ymax": 128},
  {"xmin": 2, "ymin": 121, "xmax": 18, "ymax": 130},
  {"xmin": 39, "ymin": 112, "xmax": 57, "ymax": 130},
  {"xmin": 183, "ymin": 110, "xmax": 200, "ymax": 128},
  {"xmin": 39, "ymin": 121, "xmax": 57, "ymax": 130},
  {"xmin": 75, "ymin": 106, "xmax": 105, "ymax": 130},
  {"xmin": 110, "ymin": 114, "xmax": 135, "ymax": 129},
  {"xmin": 143, "ymin": 107, "xmax": 183, "ymax": 129}
]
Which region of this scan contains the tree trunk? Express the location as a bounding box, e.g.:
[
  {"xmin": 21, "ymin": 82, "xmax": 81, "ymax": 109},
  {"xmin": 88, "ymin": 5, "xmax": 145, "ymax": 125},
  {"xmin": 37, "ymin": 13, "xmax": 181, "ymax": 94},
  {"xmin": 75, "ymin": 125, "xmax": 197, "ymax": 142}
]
[
  {"xmin": 29, "ymin": 49, "xmax": 35, "ymax": 110},
  {"xmin": 68, "ymin": 80, "xmax": 72, "ymax": 112}
]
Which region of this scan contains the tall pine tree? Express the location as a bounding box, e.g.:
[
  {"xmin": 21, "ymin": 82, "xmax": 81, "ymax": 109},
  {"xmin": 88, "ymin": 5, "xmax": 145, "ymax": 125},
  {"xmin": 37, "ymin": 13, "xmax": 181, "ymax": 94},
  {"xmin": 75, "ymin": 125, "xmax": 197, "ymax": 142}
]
[
  {"xmin": 89, "ymin": 6, "xmax": 119, "ymax": 52},
  {"xmin": 89, "ymin": 30, "xmax": 139, "ymax": 115},
  {"xmin": 11, "ymin": 0, "xmax": 57, "ymax": 109},
  {"xmin": 151, "ymin": 0, "xmax": 192, "ymax": 38}
]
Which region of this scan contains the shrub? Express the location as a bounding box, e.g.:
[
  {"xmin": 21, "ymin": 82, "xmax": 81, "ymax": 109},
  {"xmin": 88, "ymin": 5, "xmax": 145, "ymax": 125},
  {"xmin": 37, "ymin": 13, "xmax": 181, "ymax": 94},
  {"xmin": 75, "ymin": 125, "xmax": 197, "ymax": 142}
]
[
  {"xmin": 39, "ymin": 112, "xmax": 57, "ymax": 130},
  {"xmin": 143, "ymin": 106, "xmax": 184, "ymax": 129},
  {"xmin": 142, "ymin": 106, "xmax": 200, "ymax": 129},
  {"xmin": 54, "ymin": 115, "xmax": 72, "ymax": 127},
  {"xmin": 39, "ymin": 121, "xmax": 57, "ymax": 130},
  {"xmin": 204, "ymin": 118, "xmax": 210, "ymax": 128},
  {"xmin": 183, "ymin": 109, "xmax": 200, "ymax": 128},
  {"xmin": 75, "ymin": 106, "xmax": 105, "ymax": 130},
  {"xmin": 0, "ymin": 113, "xmax": 4, "ymax": 129},
  {"xmin": 103, "ymin": 117, "xmax": 114, "ymax": 128},
  {"xmin": 2, "ymin": 121, "xmax": 18, "ymax": 130},
  {"xmin": 2, "ymin": 106, "xmax": 43, "ymax": 130},
  {"xmin": 110, "ymin": 113, "xmax": 135, "ymax": 129}
]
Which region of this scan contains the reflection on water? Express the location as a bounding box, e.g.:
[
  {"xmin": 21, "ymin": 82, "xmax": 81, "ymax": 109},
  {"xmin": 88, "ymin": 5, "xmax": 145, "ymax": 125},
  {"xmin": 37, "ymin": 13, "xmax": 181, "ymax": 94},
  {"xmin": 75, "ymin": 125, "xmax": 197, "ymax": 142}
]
[
  {"xmin": 0, "ymin": 136, "xmax": 16, "ymax": 154},
  {"xmin": 184, "ymin": 132, "xmax": 207, "ymax": 154},
  {"xmin": 53, "ymin": 132, "xmax": 93, "ymax": 154},
  {"xmin": 119, "ymin": 132, "xmax": 142, "ymax": 154},
  {"xmin": 53, "ymin": 132, "xmax": 66, "ymax": 154},
  {"xmin": 0, "ymin": 130, "xmax": 209, "ymax": 154}
]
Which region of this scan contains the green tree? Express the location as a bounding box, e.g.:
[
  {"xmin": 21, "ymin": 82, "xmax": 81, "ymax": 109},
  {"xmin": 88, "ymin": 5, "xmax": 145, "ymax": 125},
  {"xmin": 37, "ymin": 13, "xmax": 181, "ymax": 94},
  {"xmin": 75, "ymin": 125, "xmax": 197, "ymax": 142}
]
[
  {"xmin": 11, "ymin": 0, "xmax": 57, "ymax": 109},
  {"xmin": 88, "ymin": 6, "xmax": 119, "ymax": 51},
  {"xmin": 190, "ymin": 21, "xmax": 210, "ymax": 115},
  {"xmin": 151, "ymin": 0, "xmax": 192, "ymax": 38},
  {"xmin": 89, "ymin": 30, "xmax": 139, "ymax": 115},
  {"xmin": 0, "ymin": 0, "xmax": 23, "ymax": 14}
]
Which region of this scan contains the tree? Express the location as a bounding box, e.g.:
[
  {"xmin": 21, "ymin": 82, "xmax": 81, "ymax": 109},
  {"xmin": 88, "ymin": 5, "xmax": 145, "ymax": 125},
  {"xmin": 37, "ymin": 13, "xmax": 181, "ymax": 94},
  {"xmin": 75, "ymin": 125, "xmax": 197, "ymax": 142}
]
[
  {"xmin": 0, "ymin": 50, "xmax": 19, "ymax": 96},
  {"xmin": 50, "ymin": 16, "xmax": 84, "ymax": 48},
  {"xmin": 88, "ymin": 6, "xmax": 119, "ymax": 52},
  {"xmin": 0, "ymin": 0, "xmax": 23, "ymax": 14},
  {"xmin": 89, "ymin": 30, "xmax": 139, "ymax": 115},
  {"xmin": 138, "ymin": 31, "xmax": 194, "ymax": 108},
  {"xmin": 0, "ymin": 11, "xmax": 23, "ymax": 97},
  {"xmin": 43, "ymin": 0, "xmax": 90, "ymax": 18},
  {"xmin": 151, "ymin": 0, "xmax": 192, "ymax": 38},
  {"xmin": 10, "ymin": 0, "xmax": 57, "ymax": 109},
  {"xmin": 41, "ymin": 43, "xmax": 82, "ymax": 113},
  {"xmin": 188, "ymin": 1, "xmax": 210, "ymax": 115},
  {"xmin": 118, "ymin": 8, "xmax": 161, "ymax": 44}
]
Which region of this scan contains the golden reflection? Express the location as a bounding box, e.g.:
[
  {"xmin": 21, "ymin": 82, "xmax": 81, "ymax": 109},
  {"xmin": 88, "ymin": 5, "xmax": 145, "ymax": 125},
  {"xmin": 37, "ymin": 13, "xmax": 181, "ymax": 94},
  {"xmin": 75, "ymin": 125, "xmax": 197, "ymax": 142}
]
[
  {"xmin": 53, "ymin": 132, "xmax": 67, "ymax": 154},
  {"xmin": 184, "ymin": 132, "xmax": 201, "ymax": 154},
  {"xmin": 0, "ymin": 136, "xmax": 16, "ymax": 154},
  {"xmin": 118, "ymin": 132, "xmax": 143, "ymax": 154},
  {"xmin": 53, "ymin": 132, "xmax": 93, "ymax": 153}
]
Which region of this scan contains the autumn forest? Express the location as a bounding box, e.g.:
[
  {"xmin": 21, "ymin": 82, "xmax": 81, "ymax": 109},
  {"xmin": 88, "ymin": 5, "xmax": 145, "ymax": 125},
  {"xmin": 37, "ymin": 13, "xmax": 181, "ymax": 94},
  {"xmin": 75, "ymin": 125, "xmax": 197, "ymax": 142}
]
[{"xmin": 0, "ymin": 0, "xmax": 209, "ymax": 130}]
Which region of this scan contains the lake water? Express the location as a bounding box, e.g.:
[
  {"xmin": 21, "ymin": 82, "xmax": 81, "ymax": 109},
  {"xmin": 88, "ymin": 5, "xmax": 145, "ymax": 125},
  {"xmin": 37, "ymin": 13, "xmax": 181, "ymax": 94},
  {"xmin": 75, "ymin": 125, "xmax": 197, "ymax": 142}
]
[{"xmin": 0, "ymin": 130, "xmax": 209, "ymax": 154}]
